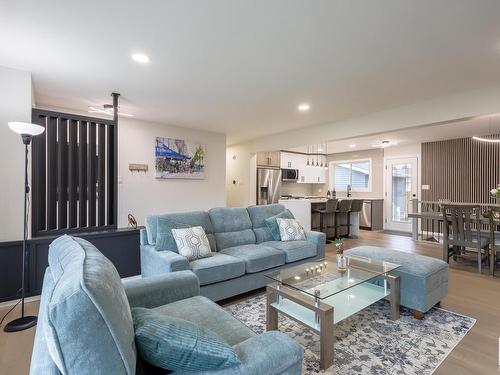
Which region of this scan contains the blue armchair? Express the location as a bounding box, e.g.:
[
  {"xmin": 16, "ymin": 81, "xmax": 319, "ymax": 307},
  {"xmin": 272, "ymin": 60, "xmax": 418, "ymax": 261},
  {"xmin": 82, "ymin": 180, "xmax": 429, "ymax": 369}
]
[{"xmin": 30, "ymin": 235, "xmax": 303, "ymax": 375}]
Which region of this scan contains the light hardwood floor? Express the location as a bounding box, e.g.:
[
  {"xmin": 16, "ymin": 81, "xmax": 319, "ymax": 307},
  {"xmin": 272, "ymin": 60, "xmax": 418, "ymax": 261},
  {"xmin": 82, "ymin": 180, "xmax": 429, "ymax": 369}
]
[{"xmin": 1, "ymin": 231, "xmax": 499, "ymax": 374}]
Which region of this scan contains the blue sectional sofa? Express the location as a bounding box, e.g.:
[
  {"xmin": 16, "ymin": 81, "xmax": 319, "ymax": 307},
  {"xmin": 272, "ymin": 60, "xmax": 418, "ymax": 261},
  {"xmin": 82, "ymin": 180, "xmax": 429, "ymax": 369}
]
[
  {"xmin": 141, "ymin": 204, "xmax": 326, "ymax": 301},
  {"xmin": 30, "ymin": 235, "xmax": 304, "ymax": 374}
]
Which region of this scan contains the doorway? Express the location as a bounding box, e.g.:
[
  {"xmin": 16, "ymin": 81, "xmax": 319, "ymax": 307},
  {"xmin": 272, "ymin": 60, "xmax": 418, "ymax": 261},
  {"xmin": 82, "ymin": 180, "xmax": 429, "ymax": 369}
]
[{"xmin": 384, "ymin": 157, "xmax": 418, "ymax": 232}]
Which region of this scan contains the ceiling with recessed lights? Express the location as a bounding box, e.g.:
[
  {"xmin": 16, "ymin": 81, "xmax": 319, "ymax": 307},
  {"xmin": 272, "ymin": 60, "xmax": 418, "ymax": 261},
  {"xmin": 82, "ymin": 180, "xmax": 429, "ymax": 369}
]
[
  {"xmin": 287, "ymin": 115, "xmax": 500, "ymax": 153},
  {"xmin": 1, "ymin": 1, "xmax": 500, "ymax": 145}
]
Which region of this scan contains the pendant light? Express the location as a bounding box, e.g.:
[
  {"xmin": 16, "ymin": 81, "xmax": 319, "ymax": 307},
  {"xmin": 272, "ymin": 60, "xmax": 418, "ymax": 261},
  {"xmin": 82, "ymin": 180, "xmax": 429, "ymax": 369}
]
[
  {"xmin": 315, "ymin": 144, "xmax": 319, "ymax": 168},
  {"xmin": 324, "ymin": 142, "xmax": 328, "ymax": 170},
  {"xmin": 319, "ymin": 143, "xmax": 324, "ymax": 169},
  {"xmin": 306, "ymin": 145, "xmax": 310, "ymax": 167}
]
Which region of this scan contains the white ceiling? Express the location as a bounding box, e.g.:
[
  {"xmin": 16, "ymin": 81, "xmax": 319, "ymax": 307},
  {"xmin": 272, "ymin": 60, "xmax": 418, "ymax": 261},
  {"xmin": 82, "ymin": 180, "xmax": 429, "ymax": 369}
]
[
  {"xmin": 287, "ymin": 114, "xmax": 500, "ymax": 153},
  {"xmin": 1, "ymin": 1, "xmax": 500, "ymax": 144}
]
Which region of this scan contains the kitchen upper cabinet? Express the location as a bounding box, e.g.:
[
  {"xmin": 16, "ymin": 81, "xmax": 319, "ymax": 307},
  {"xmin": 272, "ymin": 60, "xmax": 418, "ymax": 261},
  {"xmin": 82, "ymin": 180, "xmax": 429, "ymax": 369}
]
[
  {"xmin": 304, "ymin": 165, "xmax": 327, "ymax": 184},
  {"xmin": 280, "ymin": 152, "xmax": 302, "ymax": 169},
  {"xmin": 257, "ymin": 151, "xmax": 281, "ymax": 168},
  {"xmin": 278, "ymin": 152, "xmax": 327, "ymax": 183}
]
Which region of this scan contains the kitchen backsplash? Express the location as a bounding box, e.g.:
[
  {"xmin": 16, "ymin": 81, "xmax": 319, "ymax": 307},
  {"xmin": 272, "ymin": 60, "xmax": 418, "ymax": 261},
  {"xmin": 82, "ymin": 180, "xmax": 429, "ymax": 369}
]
[{"xmin": 281, "ymin": 182, "xmax": 327, "ymax": 197}]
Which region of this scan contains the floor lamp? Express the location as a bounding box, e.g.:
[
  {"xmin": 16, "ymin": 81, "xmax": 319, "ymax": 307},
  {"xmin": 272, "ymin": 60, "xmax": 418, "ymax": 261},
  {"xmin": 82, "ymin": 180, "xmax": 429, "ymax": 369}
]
[{"xmin": 4, "ymin": 122, "xmax": 45, "ymax": 332}]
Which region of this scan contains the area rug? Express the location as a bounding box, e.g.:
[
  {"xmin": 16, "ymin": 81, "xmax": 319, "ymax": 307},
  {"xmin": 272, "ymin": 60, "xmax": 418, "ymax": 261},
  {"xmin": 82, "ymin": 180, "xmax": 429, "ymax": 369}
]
[{"xmin": 224, "ymin": 294, "xmax": 475, "ymax": 375}]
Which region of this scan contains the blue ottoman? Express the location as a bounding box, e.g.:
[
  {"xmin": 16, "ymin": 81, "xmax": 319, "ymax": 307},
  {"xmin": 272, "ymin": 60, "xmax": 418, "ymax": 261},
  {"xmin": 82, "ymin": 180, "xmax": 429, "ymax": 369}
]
[{"xmin": 345, "ymin": 246, "xmax": 448, "ymax": 319}]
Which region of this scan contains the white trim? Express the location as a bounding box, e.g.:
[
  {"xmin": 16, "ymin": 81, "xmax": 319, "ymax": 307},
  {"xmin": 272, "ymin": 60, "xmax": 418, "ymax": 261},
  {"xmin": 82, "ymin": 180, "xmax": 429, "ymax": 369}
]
[
  {"xmin": 329, "ymin": 158, "xmax": 372, "ymax": 192},
  {"xmin": 383, "ymin": 155, "xmax": 420, "ymax": 231}
]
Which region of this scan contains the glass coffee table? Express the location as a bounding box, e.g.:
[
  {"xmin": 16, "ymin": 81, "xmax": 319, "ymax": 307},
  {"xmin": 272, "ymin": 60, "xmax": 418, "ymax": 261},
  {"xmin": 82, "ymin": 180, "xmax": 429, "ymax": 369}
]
[{"xmin": 265, "ymin": 255, "xmax": 401, "ymax": 370}]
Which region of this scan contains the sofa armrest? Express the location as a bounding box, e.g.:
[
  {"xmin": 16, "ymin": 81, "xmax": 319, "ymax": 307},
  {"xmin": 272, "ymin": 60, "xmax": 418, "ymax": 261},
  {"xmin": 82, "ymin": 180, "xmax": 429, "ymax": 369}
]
[
  {"xmin": 140, "ymin": 228, "xmax": 148, "ymax": 246},
  {"xmin": 140, "ymin": 245, "xmax": 189, "ymax": 277},
  {"xmin": 123, "ymin": 271, "xmax": 200, "ymax": 308},
  {"xmin": 306, "ymin": 230, "xmax": 326, "ymax": 258}
]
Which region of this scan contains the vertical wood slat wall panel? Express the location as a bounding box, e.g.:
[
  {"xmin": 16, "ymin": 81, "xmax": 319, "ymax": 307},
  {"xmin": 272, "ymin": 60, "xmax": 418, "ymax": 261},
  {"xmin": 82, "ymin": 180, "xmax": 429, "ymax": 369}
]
[
  {"xmin": 422, "ymin": 135, "xmax": 500, "ymax": 204},
  {"xmin": 46, "ymin": 117, "xmax": 58, "ymax": 230},
  {"xmin": 97, "ymin": 124, "xmax": 106, "ymax": 226},
  {"xmin": 88, "ymin": 123, "xmax": 97, "ymax": 227},
  {"xmin": 68, "ymin": 120, "xmax": 78, "ymax": 228},
  {"xmin": 107, "ymin": 125, "xmax": 116, "ymax": 226},
  {"xmin": 31, "ymin": 109, "xmax": 117, "ymax": 237},
  {"xmin": 31, "ymin": 114, "xmax": 47, "ymax": 232},
  {"xmin": 57, "ymin": 118, "xmax": 68, "ymax": 229},
  {"xmin": 78, "ymin": 121, "xmax": 88, "ymax": 227}
]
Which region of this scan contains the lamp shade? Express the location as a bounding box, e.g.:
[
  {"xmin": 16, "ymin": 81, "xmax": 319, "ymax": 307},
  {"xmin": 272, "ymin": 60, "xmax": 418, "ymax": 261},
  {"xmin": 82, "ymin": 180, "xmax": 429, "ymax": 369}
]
[{"xmin": 8, "ymin": 122, "xmax": 45, "ymax": 136}]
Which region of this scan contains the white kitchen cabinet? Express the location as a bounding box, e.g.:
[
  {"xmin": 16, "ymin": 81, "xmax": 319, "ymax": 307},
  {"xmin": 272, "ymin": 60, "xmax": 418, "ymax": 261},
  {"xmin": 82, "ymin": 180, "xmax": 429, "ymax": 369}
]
[
  {"xmin": 305, "ymin": 166, "xmax": 327, "ymax": 184},
  {"xmin": 280, "ymin": 152, "xmax": 327, "ymax": 184},
  {"xmin": 280, "ymin": 152, "xmax": 305, "ymax": 170}
]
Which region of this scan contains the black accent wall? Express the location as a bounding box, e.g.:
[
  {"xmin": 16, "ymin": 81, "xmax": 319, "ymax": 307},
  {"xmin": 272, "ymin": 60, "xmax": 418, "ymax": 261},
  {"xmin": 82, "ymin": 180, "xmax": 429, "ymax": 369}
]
[{"xmin": 0, "ymin": 228, "xmax": 141, "ymax": 303}]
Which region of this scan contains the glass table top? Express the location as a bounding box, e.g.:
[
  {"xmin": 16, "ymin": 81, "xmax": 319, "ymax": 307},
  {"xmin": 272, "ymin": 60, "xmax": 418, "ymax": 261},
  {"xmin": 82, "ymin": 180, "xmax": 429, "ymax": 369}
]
[{"xmin": 265, "ymin": 256, "xmax": 400, "ymax": 300}]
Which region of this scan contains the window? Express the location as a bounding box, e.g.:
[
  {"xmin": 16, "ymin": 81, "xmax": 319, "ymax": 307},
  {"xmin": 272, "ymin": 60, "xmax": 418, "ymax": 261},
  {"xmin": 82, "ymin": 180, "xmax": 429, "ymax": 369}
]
[{"xmin": 331, "ymin": 159, "xmax": 371, "ymax": 191}]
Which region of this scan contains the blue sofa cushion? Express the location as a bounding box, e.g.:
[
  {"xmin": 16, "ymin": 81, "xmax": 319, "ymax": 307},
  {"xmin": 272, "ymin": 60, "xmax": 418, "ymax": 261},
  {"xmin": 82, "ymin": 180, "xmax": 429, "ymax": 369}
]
[
  {"xmin": 153, "ymin": 296, "xmax": 255, "ymax": 346},
  {"xmin": 247, "ymin": 204, "xmax": 287, "ymax": 228},
  {"xmin": 209, "ymin": 207, "xmax": 257, "ymax": 250},
  {"xmin": 190, "ymin": 253, "xmax": 245, "ymax": 285},
  {"xmin": 44, "ymin": 235, "xmax": 136, "ymax": 374},
  {"xmin": 155, "ymin": 218, "xmax": 190, "ymax": 252},
  {"xmin": 263, "ymin": 240, "xmax": 317, "ymax": 263},
  {"xmin": 214, "ymin": 229, "xmax": 256, "ymax": 251},
  {"xmin": 208, "ymin": 207, "xmax": 252, "ymax": 232},
  {"xmin": 344, "ymin": 246, "xmax": 449, "ymax": 313},
  {"xmin": 132, "ymin": 307, "xmax": 240, "ymax": 371},
  {"xmin": 264, "ymin": 210, "xmax": 295, "ymax": 241},
  {"xmin": 220, "ymin": 244, "xmax": 286, "ymax": 273},
  {"xmin": 146, "ymin": 211, "xmax": 215, "ymax": 245}
]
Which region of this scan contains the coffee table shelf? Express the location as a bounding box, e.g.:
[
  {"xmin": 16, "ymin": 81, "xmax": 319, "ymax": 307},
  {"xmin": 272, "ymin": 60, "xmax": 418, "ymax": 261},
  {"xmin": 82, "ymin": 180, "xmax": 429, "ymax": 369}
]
[
  {"xmin": 265, "ymin": 256, "xmax": 401, "ymax": 371},
  {"xmin": 271, "ymin": 282, "xmax": 390, "ymax": 327}
]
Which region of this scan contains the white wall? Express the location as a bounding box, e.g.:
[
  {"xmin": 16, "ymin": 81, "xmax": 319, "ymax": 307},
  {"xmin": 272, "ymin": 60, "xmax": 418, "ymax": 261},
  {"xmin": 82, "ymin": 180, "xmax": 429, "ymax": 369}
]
[
  {"xmin": 226, "ymin": 144, "xmax": 256, "ymax": 207},
  {"xmin": 0, "ymin": 66, "xmax": 32, "ymax": 241},
  {"xmin": 118, "ymin": 117, "xmax": 226, "ymax": 227}
]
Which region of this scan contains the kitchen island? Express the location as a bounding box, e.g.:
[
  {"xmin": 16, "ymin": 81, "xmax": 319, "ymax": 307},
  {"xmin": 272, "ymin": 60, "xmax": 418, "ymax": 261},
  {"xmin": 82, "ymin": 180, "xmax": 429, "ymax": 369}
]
[{"xmin": 278, "ymin": 198, "xmax": 362, "ymax": 237}]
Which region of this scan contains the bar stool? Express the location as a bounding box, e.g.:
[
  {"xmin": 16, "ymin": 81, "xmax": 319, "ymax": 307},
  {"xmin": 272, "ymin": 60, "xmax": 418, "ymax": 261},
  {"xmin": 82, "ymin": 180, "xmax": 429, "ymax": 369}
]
[
  {"xmin": 335, "ymin": 199, "xmax": 352, "ymax": 238},
  {"xmin": 312, "ymin": 199, "xmax": 338, "ymax": 241},
  {"xmin": 348, "ymin": 199, "xmax": 364, "ymax": 237}
]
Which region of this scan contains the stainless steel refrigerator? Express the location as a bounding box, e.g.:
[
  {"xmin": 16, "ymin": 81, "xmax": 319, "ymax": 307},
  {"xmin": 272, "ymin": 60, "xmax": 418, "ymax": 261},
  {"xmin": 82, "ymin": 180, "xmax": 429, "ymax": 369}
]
[{"xmin": 256, "ymin": 168, "xmax": 282, "ymax": 205}]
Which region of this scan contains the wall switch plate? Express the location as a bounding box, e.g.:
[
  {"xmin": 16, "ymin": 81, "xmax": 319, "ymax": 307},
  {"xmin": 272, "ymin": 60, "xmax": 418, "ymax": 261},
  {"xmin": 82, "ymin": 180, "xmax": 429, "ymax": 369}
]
[{"xmin": 422, "ymin": 184, "xmax": 430, "ymax": 190}]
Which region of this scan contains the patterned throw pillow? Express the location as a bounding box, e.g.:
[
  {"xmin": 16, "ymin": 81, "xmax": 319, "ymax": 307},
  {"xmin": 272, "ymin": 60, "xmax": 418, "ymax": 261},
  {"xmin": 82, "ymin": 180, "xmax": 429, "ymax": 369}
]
[
  {"xmin": 276, "ymin": 218, "xmax": 306, "ymax": 241},
  {"xmin": 171, "ymin": 226, "xmax": 212, "ymax": 260},
  {"xmin": 132, "ymin": 307, "xmax": 241, "ymax": 371}
]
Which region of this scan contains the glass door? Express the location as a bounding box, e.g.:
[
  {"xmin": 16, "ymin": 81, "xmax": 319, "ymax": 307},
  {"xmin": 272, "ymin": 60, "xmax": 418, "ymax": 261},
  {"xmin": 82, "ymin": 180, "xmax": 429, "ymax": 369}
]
[{"xmin": 385, "ymin": 157, "xmax": 418, "ymax": 232}]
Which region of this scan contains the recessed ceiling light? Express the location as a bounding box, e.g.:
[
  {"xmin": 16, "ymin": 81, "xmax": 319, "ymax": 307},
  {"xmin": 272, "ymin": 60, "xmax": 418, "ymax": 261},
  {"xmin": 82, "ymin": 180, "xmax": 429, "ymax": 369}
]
[
  {"xmin": 131, "ymin": 53, "xmax": 150, "ymax": 64},
  {"xmin": 298, "ymin": 103, "xmax": 310, "ymax": 112},
  {"xmin": 349, "ymin": 144, "xmax": 356, "ymax": 148}
]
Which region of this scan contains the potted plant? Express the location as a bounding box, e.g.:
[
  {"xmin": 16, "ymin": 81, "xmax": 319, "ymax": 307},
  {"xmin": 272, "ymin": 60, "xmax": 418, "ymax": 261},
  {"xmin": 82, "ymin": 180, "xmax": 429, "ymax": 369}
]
[
  {"xmin": 490, "ymin": 184, "xmax": 500, "ymax": 201},
  {"xmin": 335, "ymin": 238, "xmax": 347, "ymax": 271}
]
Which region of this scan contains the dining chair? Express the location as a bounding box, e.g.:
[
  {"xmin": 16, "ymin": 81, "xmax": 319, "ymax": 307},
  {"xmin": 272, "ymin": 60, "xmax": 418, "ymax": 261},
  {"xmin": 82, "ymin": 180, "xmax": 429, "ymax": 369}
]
[
  {"xmin": 488, "ymin": 206, "xmax": 500, "ymax": 276},
  {"xmin": 442, "ymin": 204, "xmax": 490, "ymax": 273}
]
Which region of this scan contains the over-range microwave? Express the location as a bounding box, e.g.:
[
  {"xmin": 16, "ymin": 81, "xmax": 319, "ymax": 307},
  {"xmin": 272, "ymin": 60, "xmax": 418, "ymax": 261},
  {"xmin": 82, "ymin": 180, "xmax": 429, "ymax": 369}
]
[{"xmin": 282, "ymin": 168, "xmax": 299, "ymax": 182}]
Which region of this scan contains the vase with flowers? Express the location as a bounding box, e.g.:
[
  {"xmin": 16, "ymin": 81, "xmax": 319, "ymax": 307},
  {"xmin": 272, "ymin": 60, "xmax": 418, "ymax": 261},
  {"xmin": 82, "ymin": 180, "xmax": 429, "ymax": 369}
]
[
  {"xmin": 490, "ymin": 184, "xmax": 500, "ymax": 202},
  {"xmin": 335, "ymin": 238, "xmax": 347, "ymax": 272}
]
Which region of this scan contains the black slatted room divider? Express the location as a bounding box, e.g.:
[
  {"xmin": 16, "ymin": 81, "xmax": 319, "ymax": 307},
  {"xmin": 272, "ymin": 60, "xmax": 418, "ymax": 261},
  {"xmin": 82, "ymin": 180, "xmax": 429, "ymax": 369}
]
[{"xmin": 31, "ymin": 109, "xmax": 117, "ymax": 237}]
